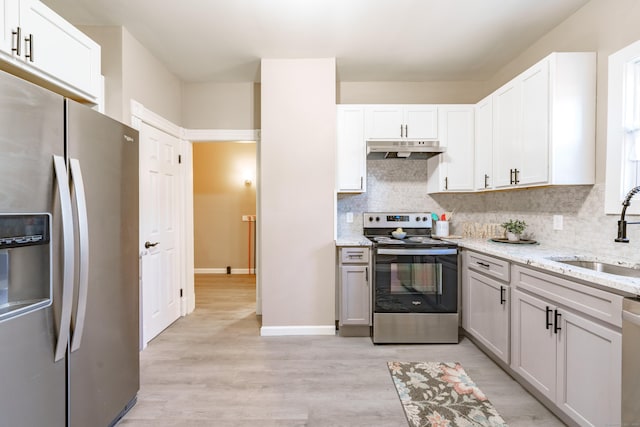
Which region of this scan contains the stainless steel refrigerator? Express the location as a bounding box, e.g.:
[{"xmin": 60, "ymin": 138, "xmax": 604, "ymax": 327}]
[{"xmin": 0, "ymin": 69, "xmax": 139, "ymax": 426}]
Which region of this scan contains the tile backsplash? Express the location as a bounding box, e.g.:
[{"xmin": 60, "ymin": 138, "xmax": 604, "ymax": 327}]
[{"xmin": 337, "ymin": 159, "xmax": 640, "ymax": 261}]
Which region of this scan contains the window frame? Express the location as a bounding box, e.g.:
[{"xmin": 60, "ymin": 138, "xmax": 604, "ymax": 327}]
[{"xmin": 605, "ymin": 39, "xmax": 640, "ymax": 215}]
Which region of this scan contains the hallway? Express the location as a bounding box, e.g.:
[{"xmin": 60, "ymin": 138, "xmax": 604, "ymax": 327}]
[{"xmin": 119, "ymin": 274, "xmax": 563, "ymax": 426}]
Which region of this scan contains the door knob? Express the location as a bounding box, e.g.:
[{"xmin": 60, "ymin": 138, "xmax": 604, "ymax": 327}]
[{"xmin": 145, "ymin": 241, "xmax": 159, "ymax": 249}]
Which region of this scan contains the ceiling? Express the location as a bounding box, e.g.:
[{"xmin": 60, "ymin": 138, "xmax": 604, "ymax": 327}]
[{"xmin": 40, "ymin": 0, "xmax": 590, "ymax": 83}]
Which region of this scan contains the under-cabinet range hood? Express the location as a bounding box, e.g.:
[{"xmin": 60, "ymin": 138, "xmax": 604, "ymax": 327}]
[{"xmin": 366, "ymin": 140, "xmax": 446, "ymax": 159}]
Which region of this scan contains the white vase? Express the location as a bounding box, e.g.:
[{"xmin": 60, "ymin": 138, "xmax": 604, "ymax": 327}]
[{"xmin": 506, "ymin": 231, "xmax": 520, "ymax": 242}]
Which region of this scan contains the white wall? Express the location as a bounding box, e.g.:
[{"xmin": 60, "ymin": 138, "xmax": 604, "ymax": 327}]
[{"xmin": 259, "ymin": 58, "xmax": 336, "ymax": 334}]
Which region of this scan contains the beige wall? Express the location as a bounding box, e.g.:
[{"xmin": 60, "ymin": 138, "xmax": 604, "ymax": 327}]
[
  {"xmin": 79, "ymin": 26, "xmax": 124, "ymax": 122},
  {"xmin": 81, "ymin": 26, "xmax": 182, "ymax": 126},
  {"xmin": 182, "ymin": 82, "xmax": 260, "ymax": 129},
  {"xmin": 337, "ymin": 81, "xmax": 487, "ymax": 104},
  {"xmin": 193, "ymin": 142, "xmax": 256, "ymax": 270},
  {"xmin": 260, "ymin": 58, "xmax": 336, "ymax": 331}
]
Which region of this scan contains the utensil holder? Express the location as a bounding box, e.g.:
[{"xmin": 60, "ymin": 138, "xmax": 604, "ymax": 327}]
[{"xmin": 435, "ymin": 220, "xmax": 449, "ymax": 237}]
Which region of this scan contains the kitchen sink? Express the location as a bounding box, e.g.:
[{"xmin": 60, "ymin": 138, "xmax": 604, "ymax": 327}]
[{"xmin": 555, "ymin": 259, "xmax": 640, "ymax": 278}]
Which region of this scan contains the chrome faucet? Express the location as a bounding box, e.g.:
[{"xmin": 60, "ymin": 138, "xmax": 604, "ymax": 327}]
[{"xmin": 615, "ymin": 186, "xmax": 640, "ymax": 243}]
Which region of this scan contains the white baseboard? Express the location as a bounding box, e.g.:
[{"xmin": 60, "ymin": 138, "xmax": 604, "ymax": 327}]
[
  {"xmin": 194, "ymin": 268, "xmax": 255, "ymax": 274},
  {"xmin": 260, "ymin": 325, "xmax": 336, "ymax": 336}
]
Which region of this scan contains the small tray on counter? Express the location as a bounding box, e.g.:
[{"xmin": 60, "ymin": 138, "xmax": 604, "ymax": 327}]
[{"xmin": 490, "ymin": 237, "xmax": 538, "ymax": 245}]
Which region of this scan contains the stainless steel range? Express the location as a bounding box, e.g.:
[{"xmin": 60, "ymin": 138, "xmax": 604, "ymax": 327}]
[{"xmin": 364, "ymin": 212, "xmax": 459, "ymax": 344}]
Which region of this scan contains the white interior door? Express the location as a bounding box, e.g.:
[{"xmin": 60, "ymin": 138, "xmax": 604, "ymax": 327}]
[{"xmin": 140, "ymin": 122, "xmax": 181, "ymax": 345}]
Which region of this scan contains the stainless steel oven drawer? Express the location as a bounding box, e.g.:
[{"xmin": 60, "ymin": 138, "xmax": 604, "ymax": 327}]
[{"xmin": 372, "ymin": 313, "xmax": 459, "ymax": 343}]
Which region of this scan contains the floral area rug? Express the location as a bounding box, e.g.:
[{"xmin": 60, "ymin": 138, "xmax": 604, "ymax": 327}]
[{"xmin": 388, "ymin": 361, "xmax": 508, "ymax": 427}]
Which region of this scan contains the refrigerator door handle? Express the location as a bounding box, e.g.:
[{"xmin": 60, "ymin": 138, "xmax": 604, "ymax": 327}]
[
  {"xmin": 53, "ymin": 155, "xmax": 74, "ymax": 362},
  {"xmin": 69, "ymin": 158, "xmax": 89, "ymax": 352}
]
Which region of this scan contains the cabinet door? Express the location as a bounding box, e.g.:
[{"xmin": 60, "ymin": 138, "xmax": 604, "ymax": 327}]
[
  {"xmin": 519, "ymin": 59, "xmax": 550, "ymax": 185},
  {"xmin": 475, "ymin": 95, "xmax": 493, "ymax": 190},
  {"xmin": 340, "ymin": 265, "xmax": 369, "ymax": 325},
  {"xmin": 365, "ymin": 105, "xmax": 404, "ymax": 139},
  {"xmin": 556, "ymin": 310, "xmax": 621, "ymax": 427},
  {"xmin": 511, "ymin": 289, "xmax": 557, "ymax": 401},
  {"xmin": 404, "ymin": 105, "xmax": 437, "ymax": 139},
  {"xmin": 20, "ymin": 0, "xmax": 100, "ymax": 99},
  {"xmin": 467, "ymin": 271, "xmax": 509, "ymax": 363},
  {"xmin": 438, "ymin": 105, "xmax": 474, "ymax": 191},
  {"xmin": 0, "ymin": 0, "xmax": 19, "ymax": 58},
  {"xmin": 336, "ymin": 106, "xmax": 366, "ymax": 192},
  {"xmin": 493, "ymin": 82, "xmax": 520, "ymax": 188}
]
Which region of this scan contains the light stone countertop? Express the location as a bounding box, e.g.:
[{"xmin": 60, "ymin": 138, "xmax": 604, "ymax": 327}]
[
  {"xmin": 335, "ymin": 235, "xmax": 373, "ymax": 247},
  {"xmin": 452, "ymin": 238, "xmax": 640, "ymax": 297}
]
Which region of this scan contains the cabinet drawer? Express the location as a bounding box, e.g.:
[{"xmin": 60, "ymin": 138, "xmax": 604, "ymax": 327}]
[
  {"xmin": 467, "ymin": 251, "xmax": 510, "ymax": 282},
  {"xmin": 340, "ymin": 247, "xmax": 370, "ymax": 264},
  {"xmin": 512, "ymin": 265, "xmax": 623, "ymax": 327}
]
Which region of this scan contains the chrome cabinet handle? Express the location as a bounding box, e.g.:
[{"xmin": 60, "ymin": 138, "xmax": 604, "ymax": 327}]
[
  {"xmin": 500, "ymin": 286, "xmax": 506, "ymax": 305},
  {"xmin": 24, "ymin": 34, "xmax": 33, "ymax": 62},
  {"xmin": 145, "ymin": 241, "xmax": 160, "ymax": 249},
  {"xmin": 11, "ymin": 27, "xmax": 21, "ymax": 56},
  {"xmin": 53, "ymin": 155, "xmax": 74, "ymax": 362},
  {"xmin": 70, "ymin": 159, "xmax": 89, "ymax": 352}
]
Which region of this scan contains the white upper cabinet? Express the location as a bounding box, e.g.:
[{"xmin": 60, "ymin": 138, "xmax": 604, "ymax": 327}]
[
  {"xmin": 365, "ymin": 105, "xmax": 438, "ymax": 140},
  {"xmin": 491, "ymin": 52, "xmax": 595, "ymax": 189},
  {"xmin": 0, "ymin": 0, "xmax": 101, "ymax": 103},
  {"xmin": 0, "ymin": 0, "xmax": 18, "ymax": 56},
  {"xmin": 427, "ymin": 105, "xmax": 474, "ymax": 193},
  {"xmin": 336, "ymin": 105, "xmax": 366, "ymax": 192},
  {"xmin": 474, "ymin": 95, "xmax": 493, "ymax": 190}
]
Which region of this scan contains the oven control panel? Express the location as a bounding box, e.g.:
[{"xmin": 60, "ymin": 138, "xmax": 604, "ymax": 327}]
[{"xmin": 363, "ymin": 212, "xmax": 433, "ymax": 229}]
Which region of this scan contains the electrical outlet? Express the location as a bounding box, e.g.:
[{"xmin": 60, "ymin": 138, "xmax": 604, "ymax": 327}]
[
  {"xmin": 346, "ymin": 212, "xmax": 353, "ymax": 223},
  {"xmin": 553, "ymin": 215, "xmax": 563, "ymax": 230}
]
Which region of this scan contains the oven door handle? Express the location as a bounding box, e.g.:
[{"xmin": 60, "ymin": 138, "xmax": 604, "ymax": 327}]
[{"xmin": 376, "ymin": 248, "xmax": 457, "ymax": 256}]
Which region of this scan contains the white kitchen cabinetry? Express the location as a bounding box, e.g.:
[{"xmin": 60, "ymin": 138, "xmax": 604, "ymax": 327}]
[
  {"xmin": 427, "ymin": 105, "xmax": 474, "ymax": 193},
  {"xmin": 492, "ymin": 52, "xmax": 595, "ymax": 189},
  {"xmin": 474, "ymin": 95, "xmax": 493, "ymax": 190},
  {"xmin": 338, "ymin": 247, "xmax": 370, "ymax": 335},
  {"xmin": 511, "ymin": 265, "xmax": 622, "ymax": 427},
  {"xmin": 462, "ymin": 250, "xmax": 510, "ymax": 364},
  {"xmin": 0, "ymin": 0, "xmax": 100, "ymax": 102},
  {"xmin": 0, "ymin": 0, "xmax": 18, "ymax": 56},
  {"xmin": 365, "ymin": 105, "xmax": 437, "ymax": 140},
  {"xmin": 336, "ymin": 105, "xmax": 366, "ymax": 192}
]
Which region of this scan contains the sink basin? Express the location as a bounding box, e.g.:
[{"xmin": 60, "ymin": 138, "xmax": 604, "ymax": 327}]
[{"xmin": 556, "ymin": 260, "xmax": 640, "ymax": 278}]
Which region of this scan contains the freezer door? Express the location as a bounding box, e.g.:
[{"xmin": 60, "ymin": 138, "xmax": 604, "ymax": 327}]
[
  {"xmin": 66, "ymin": 100, "xmax": 140, "ymax": 427},
  {"xmin": 0, "ymin": 71, "xmax": 66, "ymax": 426}
]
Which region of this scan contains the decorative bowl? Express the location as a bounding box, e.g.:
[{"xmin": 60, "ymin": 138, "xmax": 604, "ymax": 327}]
[{"xmin": 391, "ymin": 231, "xmax": 407, "ymax": 239}]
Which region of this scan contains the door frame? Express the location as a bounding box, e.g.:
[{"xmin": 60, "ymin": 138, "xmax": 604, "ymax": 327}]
[
  {"xmin": 183, "ymin": 128, "xmax": 261, "ymax": 315},
  {"xmin": 131, "ymin": 100, "xmax": 262, "ymax": 342}
]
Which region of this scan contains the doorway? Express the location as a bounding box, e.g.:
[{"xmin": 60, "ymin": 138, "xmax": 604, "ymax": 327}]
[{"xmin": 192, "ymin": 143, "xmax": 257, "ymax": 265}]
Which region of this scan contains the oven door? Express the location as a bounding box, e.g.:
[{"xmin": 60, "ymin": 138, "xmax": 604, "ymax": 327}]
[{"xmin": 373, "ymin": 247, "xmax": 457, "ymax": 313}]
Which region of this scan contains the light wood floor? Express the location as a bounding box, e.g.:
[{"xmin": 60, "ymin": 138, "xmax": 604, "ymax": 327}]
[{"xmin": 119, "ymin": 274, "xmax": 564, "ymax": 426}]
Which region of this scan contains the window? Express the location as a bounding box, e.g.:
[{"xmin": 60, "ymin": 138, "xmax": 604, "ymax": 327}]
[{"xmin": 605, "ymin": 39, "xmax": 640, "ymax": 214}]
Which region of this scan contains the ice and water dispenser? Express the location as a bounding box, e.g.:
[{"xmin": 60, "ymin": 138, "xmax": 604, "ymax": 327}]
[{"xmin": 0, "ymin": 214, "xmax": 51, "ymax": 320}]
